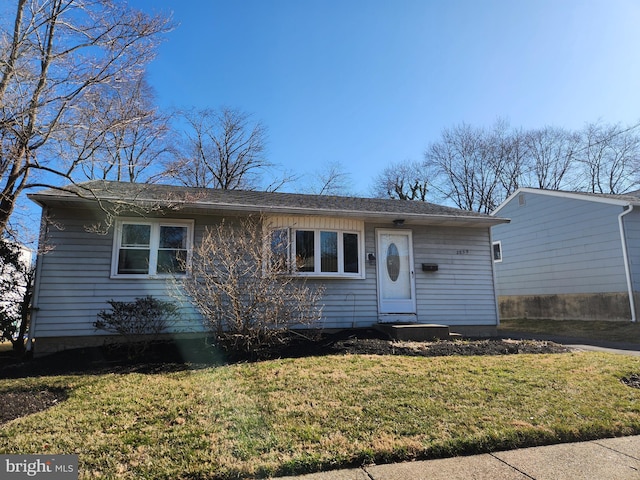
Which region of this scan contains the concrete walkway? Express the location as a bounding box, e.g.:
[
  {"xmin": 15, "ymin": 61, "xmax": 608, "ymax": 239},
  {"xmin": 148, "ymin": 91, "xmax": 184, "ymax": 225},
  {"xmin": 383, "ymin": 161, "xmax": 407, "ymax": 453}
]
[{"xmin": 275, "ymin": 435, "xmax": 640, "ymax": 479}]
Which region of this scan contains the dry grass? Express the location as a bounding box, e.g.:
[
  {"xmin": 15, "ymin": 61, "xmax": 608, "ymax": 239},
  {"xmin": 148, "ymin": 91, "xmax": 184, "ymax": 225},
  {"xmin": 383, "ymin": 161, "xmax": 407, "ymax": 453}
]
[
  {"xmin": 1, "ymin": 351, "xmax": 640, "ymax": 478},
  {"xmin": 499, "ymin": 318, "xmax": 640, "ymax": 344}
]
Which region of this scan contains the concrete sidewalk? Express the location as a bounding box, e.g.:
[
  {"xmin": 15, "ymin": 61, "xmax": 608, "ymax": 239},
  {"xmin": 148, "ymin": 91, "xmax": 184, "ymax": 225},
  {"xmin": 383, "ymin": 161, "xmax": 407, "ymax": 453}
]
[{"xmin": 275, "ymin": 435, "xmax": 640, "ymax": 479}]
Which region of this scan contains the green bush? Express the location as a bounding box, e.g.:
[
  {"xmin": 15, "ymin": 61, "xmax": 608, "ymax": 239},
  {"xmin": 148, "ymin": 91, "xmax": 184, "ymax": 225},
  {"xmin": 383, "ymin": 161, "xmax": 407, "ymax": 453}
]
[{"xmin": 94, "ymin": 296, "xmax": 179, "ymax": 356}]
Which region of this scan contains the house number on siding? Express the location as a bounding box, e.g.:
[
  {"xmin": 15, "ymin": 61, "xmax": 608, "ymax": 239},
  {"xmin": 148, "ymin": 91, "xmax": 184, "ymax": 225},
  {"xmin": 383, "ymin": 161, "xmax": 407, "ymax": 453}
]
[{"xmin": 456, "ymin": 249, "xmax": 470, "ymax": 255}]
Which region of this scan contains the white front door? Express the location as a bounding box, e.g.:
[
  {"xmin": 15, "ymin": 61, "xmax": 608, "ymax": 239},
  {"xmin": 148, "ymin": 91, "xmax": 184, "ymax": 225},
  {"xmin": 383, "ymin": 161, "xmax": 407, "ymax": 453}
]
[{"xmin": 376, "ymin": 230, "xmax": 416, "ymax": 315}]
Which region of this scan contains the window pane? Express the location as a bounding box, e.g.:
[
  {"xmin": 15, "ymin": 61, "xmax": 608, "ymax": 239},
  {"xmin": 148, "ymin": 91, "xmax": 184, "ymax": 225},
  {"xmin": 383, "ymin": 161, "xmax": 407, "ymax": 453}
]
[
  {"xmin": 270, "ymin": 229, "xmax": 289, "ymax": 271},
  {"xmin": 493, "ymin": 243, "xmax": 502, "ymax": 261},
  {"xmin": 157, "ymin": 250, "xmax": 187, "ymax": 274},
  {"xmin": 160, "ymin": 226, "xmax": 187, "ymax": 249},
  {"xmin": 343, "ymin": 233, "xmax": 359, "ymax": 273},
  {"xmin": 295, "ymin": 230, "xmax": 314, "ymax": 272},
  {"xmin": 121, "ymin": 224, "xmax": 150, "ymax": 247},
  {"xmin": 321, "ymin": 231, "xmax": 338, "ymax": 272},
  {"xmin": 118, "ymin": 249, "xmax": 150, "ymax": 274}
]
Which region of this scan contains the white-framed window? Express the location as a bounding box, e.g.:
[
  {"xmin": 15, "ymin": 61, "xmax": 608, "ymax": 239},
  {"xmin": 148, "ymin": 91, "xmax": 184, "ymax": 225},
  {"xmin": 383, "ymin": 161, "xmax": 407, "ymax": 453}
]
[
  {"xmin": 266, "ymin": 217, "xmax": 365, "ymax": 279},
  {"xmin": 492, "ymin": 241, "xmax": 503, "ymax": 262},
  {"xmin": 112, "ymin": 219, "xmax": 194, "ymax": 277},
  {"xmin": 292, "ymin": 228, "xmax": 362, "ymax": 277}
]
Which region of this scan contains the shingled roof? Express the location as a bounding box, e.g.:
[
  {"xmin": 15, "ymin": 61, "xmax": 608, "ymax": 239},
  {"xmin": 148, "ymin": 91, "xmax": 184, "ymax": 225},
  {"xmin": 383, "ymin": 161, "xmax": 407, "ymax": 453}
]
[{"xmin": 29, "ymin": 181, "xmax": 508, "ymax": 227}]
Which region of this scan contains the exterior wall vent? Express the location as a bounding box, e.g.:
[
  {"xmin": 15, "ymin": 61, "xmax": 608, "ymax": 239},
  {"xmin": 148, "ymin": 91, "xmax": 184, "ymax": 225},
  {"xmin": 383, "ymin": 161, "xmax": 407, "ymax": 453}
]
[{"xmin": 518, "ymin": 194, "xmax": 526, "ymax": 206}]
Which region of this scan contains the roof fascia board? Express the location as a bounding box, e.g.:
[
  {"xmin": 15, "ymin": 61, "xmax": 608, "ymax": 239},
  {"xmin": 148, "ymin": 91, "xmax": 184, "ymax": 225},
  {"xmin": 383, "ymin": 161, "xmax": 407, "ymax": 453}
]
[{"xmin": 492, "ymin": 187, "xmax": 637, "ymax": 215}]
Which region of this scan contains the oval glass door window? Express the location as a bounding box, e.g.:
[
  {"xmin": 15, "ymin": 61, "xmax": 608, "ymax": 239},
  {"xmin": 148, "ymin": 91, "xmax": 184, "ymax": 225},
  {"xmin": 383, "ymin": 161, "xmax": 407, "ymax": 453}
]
[{"xmin": 386, "ymin": 243, "xmax": 400, "ymax": 281}]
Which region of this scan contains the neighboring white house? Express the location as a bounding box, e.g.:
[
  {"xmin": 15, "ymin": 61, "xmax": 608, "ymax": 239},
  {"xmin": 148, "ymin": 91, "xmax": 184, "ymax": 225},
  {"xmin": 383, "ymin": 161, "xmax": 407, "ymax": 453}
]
[
  {"xmin": 27, "ymin": 181, "xmax": 508, "ymax": 355},
  {"xmin": 0, "ymin": 243, "xmax": 33, "ymax": 328},
  {"xmin": 491, "ymin": 187, "xmax": 640, "ymax": 322}
]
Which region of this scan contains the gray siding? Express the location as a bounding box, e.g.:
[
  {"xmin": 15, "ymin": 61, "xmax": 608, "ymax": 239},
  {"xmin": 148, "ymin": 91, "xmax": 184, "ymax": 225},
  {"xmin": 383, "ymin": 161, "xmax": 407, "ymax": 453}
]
[
  {"xmin": 492, "ymin": 192, "xmax": 628, "ymax": 296},
  {"xmin": 306, "ymin": 223, "xmax": 500, "ymax": 328},
  {"xmin": 32, "ymin": 207, "xmax": 499, "ymax": 339},
  {"xmin": 623, "ymin": 208, "xmax": 640, "ymax": 294},
  {"xmin": 411, "ymin": 225, "xmax": 498, "ymax": 325},
  {"xmin": 32, "ymin": 208, "xmax": 204, "ymax": 338}
]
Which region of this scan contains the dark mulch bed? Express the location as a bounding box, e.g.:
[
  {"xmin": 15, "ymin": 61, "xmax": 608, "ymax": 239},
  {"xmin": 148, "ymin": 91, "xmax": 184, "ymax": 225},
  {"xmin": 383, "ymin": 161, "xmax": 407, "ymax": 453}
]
[
  {"xmin": 1, "ymin": 388, "xmax": 67, "ymax": 426},
  {"xmin": 621, "ymin": 374, "xmax": 640, "ymax": 389},
  {"xmin": 0, "ymin": 329, "xmax": 571, "ymax": 425},
  {"xmin": 329, "ymin": 336, "xmax": 569, "ymax": 357}
]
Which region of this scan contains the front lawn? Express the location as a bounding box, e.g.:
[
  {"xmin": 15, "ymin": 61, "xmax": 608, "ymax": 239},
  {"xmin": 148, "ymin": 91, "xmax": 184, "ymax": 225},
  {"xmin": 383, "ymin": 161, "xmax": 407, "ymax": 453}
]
[{"xmin": 1, "ymin": 352, "xmax": 640, "ymax": 479}]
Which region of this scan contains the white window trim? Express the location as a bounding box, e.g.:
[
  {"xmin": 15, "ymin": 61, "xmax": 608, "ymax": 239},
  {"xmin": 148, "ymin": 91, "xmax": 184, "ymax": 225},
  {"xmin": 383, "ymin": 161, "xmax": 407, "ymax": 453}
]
[
  {"xmin": 492, "ymin": 240, "xmax": 503, "ymax": 263},
  {"xmin": 111, "ymin": 218, "xmax": 194, "ymax": 278},
  {"xmin": 291, "ymin": 227, "xmax": 365, "ymax": 279}
]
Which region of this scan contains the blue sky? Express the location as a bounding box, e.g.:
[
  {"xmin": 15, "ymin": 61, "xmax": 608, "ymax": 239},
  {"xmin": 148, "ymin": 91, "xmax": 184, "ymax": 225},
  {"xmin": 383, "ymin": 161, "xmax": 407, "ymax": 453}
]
[{"xmin": 129, "ymin": 0, "xmax": 640, "ymax": 195}]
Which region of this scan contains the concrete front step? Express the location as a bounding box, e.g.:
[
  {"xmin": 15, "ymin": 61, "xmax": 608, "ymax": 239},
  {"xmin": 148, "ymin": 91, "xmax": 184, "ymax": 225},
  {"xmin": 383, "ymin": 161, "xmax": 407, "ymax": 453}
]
[{"xmin": 375, "ymin": 323, "xmax": 455, "ymax": 341}]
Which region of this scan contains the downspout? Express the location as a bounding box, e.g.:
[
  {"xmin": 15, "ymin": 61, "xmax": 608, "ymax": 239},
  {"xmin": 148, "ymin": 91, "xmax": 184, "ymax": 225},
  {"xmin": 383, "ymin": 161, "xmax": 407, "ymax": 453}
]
[
  {"xmin": 489, "ymin": 227, "xmax": 501, "ymax": 327},
  {"xmin": 26, "ymin": 205, "xmax": 48, "ymax": 351},
  {"xmin": 618, "ymin": 205, "xmax": 636, "ymax": 323}
]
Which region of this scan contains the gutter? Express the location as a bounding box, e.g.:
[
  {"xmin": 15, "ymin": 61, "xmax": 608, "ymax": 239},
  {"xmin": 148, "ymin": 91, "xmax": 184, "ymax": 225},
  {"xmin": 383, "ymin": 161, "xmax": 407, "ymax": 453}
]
[{"xmin": 618, "ymin": 205, "xmax": 636, "ymax": 322}]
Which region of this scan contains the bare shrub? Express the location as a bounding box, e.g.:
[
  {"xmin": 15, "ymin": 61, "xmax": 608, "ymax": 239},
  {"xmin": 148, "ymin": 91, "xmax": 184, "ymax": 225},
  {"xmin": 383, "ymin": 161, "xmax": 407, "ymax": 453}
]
[{"xmin": 179, "ymin": 217, "xmax": 324, "ymax": 357}]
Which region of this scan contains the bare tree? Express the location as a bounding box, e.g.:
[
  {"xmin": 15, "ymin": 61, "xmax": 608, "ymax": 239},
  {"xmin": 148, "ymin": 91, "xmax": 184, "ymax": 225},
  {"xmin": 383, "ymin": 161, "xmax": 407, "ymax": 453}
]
[
  {"xmin": 576, "ymin": 121, "xmax": 640, "ymax": 194},
  {"xmin": 522, "ymin": 126, "xmax": 580, "ymax": 190},
  {"xmin": 0, "ymin": 0, "xmax": 173, "ymax": 234},
  {"xmin": 416, "ymin": 119, "xmax": 640, "ymax": 214},
  {"xmin": 178, "ymin": 216, "xmax": 324, "ymax": 357},
  {"xmin": 162, "ymin": 107, "xmax": 271, "ymax": 190},
  {"xmin": 372, "ymin": 160, "xmax": 429, "ymax": 201},
  {"xmin": 485, "ymin": 120, "xmax": 527, "ymax": 200},
  {"xmin": 308, "ymin": 161, "xmax": 352, "ymax": 196},
  {"xmin": 68, "ymin": 76, "xmax": 172, "ymax": 183},
  {"xmin": 425, "ymin": 123, "xmax": 502, "ymax": 213}
]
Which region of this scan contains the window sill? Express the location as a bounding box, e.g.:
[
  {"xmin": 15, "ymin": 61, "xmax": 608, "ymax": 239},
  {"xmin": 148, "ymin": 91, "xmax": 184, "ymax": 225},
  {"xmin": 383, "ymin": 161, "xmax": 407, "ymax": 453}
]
[
  {"xmin": 110, "ymin": 274, "xmax": 189, "ymax": 280},
  {"xmin": 292, "ymin": 273, "xmax": 366, "ymax": 280}
]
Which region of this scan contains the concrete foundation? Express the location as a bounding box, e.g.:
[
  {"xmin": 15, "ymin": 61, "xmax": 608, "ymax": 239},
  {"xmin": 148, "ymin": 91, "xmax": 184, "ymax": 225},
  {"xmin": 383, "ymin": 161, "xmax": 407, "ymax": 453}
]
[
  {"xmin": 30, "ymin": 332, "xmax": 209, "ymax": 358},
  {"xmin": 31, "ymin": 323, "xmax": 501, "ymax": 358},
  {"xmin": 498, "ymin": 292, "xmax": 634, "ymax": 321}
]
